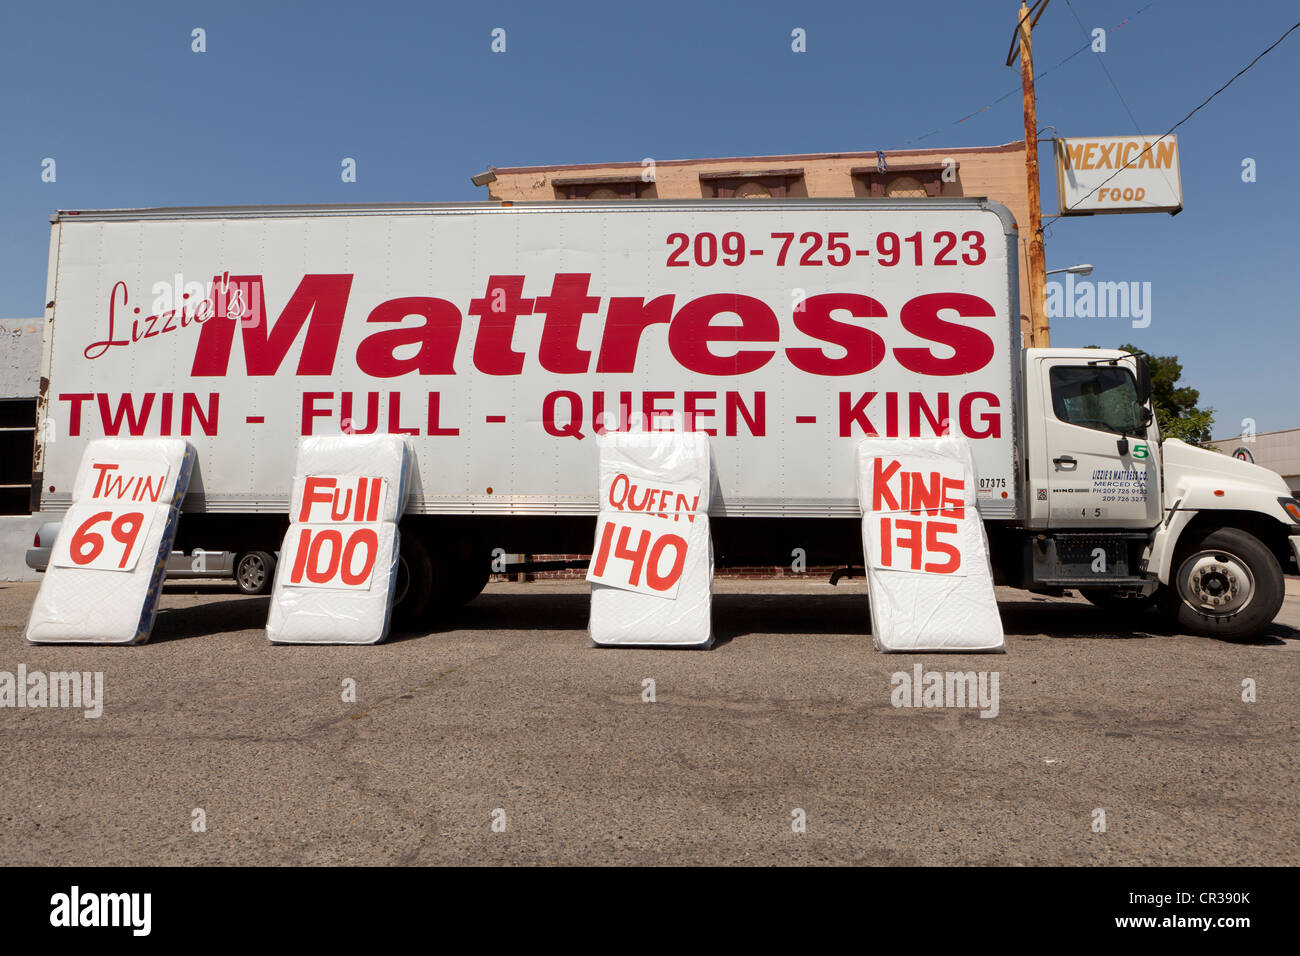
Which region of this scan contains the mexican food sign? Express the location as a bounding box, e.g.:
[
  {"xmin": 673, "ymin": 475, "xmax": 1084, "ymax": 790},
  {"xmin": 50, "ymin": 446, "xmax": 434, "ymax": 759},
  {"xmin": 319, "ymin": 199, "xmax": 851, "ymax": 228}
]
[{"xmin": 1055, "ymin": 134, "xmax": 1183, "ymax": 215}]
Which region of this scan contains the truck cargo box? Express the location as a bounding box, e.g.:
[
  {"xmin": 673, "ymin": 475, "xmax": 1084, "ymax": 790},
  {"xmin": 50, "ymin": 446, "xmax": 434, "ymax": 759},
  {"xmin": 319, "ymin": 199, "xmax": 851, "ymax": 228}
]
[{"xmin": 34, "ymin": 199, "xmax": 1021, "ymax": 522}]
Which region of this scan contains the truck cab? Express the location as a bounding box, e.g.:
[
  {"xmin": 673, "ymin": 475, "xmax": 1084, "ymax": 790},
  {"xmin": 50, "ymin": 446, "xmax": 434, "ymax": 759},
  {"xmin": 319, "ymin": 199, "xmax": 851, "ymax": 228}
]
[{"xmin": 1017, "ymin": 347, "xmax": 1300, "ymax": 637}]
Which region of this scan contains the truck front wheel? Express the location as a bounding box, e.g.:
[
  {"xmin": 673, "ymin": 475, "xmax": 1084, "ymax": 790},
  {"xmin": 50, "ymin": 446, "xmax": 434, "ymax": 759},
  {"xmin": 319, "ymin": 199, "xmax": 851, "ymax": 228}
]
[{"xmin": 1160, "ymin": 527, "xmax": 1284, "ymax": 639}]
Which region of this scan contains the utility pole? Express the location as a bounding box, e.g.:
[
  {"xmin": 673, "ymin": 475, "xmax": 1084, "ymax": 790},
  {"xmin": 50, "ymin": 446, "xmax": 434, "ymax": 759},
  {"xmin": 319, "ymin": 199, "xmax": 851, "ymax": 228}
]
[{"xmin": 1007, "ymin": 0, "xmax": 1051, "ymax": 347}]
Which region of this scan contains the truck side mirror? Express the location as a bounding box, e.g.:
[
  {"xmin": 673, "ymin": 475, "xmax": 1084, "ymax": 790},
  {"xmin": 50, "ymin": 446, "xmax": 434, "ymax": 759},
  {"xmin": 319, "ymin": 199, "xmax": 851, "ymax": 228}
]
[{"xmin": 1135, "ymin": 356, "xmax": 1152, "ymax": 404}]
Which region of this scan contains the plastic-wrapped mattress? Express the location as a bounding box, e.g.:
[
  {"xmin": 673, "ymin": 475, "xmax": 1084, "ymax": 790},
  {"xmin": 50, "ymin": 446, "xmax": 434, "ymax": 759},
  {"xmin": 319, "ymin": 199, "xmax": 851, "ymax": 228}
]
[
  {"xmin": 27, "ymin": 439, "xmax": 195, "ymax": 645},
  {"xmin": 588, "ymin": 432, "xmax": 714, "ymax": 648},
  {"xmin": 267, "ymin": 435, "xmax": 411, "ymax": 645},
  {"xmin": 855, "ymin": 437, "xmax": 1005, "ymax": 653}
]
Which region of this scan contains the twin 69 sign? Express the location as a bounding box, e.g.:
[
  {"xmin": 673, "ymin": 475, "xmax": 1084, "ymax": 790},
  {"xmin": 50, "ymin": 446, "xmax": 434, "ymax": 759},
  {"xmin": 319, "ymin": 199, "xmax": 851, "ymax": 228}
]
[
  {"xmin": 586, "ymin": 474, "xmax": 703, "ymax": 598},
  {"xmin": 50, "ymin": 462, "xmax": 173, "ymax": 572},
  {"xmin": 284, "ymin": 475, "xmax": 388, "ymax": 589}
]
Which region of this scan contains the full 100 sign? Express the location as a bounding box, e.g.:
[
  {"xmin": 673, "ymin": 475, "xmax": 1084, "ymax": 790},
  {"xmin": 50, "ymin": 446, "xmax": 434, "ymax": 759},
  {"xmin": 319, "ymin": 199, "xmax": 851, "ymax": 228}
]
[
  {"xmin": 51, "ymin": 462, "xmax": 173, "ymax": 572},
  {"xmin": 286, "ymin": 476, "xmax": 388, "ymax": 590}
]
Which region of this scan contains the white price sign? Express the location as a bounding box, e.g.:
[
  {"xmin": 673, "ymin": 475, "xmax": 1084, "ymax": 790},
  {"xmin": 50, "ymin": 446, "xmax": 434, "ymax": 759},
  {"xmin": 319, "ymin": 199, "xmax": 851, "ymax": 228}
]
[
  {"xmin": 51, "ymin": 501, "xmax": 156, "ymax": 572},
  {"xmin": 586, "ymin": 511, "xmax": 691, "ymax": 598},
  {"xmin": 601, "ymin": 473, "xmax": 703, "ymax": 519},
  {"xmin": 297, "ymin": 475, "xmax": 388, "ymax": 523},
  {"xmin": 862, "ymin": 456, "xmax": 969, "ymax": 577},
  {"xmin": 283, "ymin": 523, "xmax": 384, "ymax": 590}
]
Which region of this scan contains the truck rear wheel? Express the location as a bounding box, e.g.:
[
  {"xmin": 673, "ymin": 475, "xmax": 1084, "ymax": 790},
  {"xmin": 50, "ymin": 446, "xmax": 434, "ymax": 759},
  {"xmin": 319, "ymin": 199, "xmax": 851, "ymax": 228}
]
[
  {"xmin": 391, "ymin": 534, "xmax": 433, "ymax": 629},
  {"xmin": 1160, "ymin": 527, "xmax": 1283, "ymax": 639},
  {"xmin": 451, "ymin": 558, "xmax": 490, "ymax": 606},
  {"xmin": 429, "ymin": 540, "xmax": 490, "ymax": 608}
]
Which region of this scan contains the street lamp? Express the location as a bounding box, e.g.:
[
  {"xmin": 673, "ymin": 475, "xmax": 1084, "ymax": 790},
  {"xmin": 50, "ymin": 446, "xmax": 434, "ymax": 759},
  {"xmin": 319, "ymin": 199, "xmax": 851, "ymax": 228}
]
[{"xmin": 1046, "ymin": 264, "xmax": 1093, "ymax": 276}]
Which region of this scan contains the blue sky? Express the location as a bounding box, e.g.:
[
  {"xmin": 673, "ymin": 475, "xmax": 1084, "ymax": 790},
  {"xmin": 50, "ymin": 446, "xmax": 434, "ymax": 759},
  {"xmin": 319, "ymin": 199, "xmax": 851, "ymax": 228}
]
[{"xmin": 2, "ymin": 0, "xmax": 1296, "ymax": 434}]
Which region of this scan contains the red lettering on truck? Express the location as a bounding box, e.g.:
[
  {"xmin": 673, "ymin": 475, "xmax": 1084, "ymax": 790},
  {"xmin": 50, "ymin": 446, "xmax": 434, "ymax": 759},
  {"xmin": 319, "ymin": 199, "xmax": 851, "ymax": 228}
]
[
  {"xmin": 159, "ymin": 271, "xmax": 1002, "ymax": 380},
  {"xmin": 355, "ymin": 297, "xmax": 461, "ymax": 377},
  {"xmin": 191, "ymin": 274, "xmax": 354, "ymax": 377},
  {"xmin": 59, "ymin": 392, "xmax": 218, "ymax": 437},
  {"xmin": 785, "ymin": 293, "xmax": 888, "ymax": 375}
]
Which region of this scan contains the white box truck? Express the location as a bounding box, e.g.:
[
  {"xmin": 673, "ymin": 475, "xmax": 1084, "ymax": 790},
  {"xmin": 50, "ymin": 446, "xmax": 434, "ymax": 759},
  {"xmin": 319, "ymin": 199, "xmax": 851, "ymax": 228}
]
[{"xmin": 29, "ymin": 199, "xmax": 1300, "ymax": 636}]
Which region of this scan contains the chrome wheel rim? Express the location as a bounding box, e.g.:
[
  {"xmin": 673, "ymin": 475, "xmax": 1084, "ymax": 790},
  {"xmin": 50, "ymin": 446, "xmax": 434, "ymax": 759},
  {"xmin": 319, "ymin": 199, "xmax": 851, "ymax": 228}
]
[
  {"xmin": 1177, "ymin": 549, "xmax": 1254, "ymax": 616},
  {"xmin": 238, "ymin": 555, "xmax": 266, "ymax": 591}
]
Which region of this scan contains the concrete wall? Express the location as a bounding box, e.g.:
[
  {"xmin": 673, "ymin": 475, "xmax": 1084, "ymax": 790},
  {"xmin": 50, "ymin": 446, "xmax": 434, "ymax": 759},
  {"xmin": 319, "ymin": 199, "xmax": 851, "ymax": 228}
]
[
  {"xmin": 1, "ymin": 320, "xmax": 43, "ymax": 543},
  {"xmin": 0, "ymin": 318, "xmax": 43, "ymax": 397},
  {"xmin": 0, "ymin": 514, "xmax": 45, "ymax": 581},
  {"xmin": 482, "ymin": 143, "xmax": 1033, "ymax": 341},
  {"xmin": 1210, "ymin": 428, "xmax": 1300, "ymax": 495}
]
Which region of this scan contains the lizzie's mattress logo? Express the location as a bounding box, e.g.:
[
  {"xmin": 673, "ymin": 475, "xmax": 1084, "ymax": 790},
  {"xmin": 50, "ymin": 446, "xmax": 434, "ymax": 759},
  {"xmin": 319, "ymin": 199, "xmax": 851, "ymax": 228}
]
[
  {"xmin": 83, "ymin": 271, "xmax": 1001, "ymax": 381},
  {"xmin": 84, "ymin": 273, "xmax": 261, "ymax": 360}
]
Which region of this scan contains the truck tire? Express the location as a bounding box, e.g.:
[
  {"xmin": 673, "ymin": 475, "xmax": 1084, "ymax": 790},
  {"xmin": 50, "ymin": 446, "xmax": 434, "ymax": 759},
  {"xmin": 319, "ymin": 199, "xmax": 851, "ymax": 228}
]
[
  {"xmin": 451, "ymin": 559, "xmax": 491, "ymax": 606},
  {"xmin": 1159, "ymin": 527, "xmax": 1284, "ymax": 639},
  {"xmin": 1080, "ymin": 589, "xmax": 1157, "ymax": 614},
  {"xmin": 391, "ymin": 534, "xmax": 433, "ymax": 629},
  {"xmin": 416, "ymin": 536, "xmax": 490, "ymax": 608},
  {"xmin": 235, "ymin": 551, "xmax": 276, "ymax": 595}
]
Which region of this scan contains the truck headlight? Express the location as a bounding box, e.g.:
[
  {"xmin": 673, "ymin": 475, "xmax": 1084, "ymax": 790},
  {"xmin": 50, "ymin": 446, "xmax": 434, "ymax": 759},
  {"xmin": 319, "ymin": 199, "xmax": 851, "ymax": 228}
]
[{"xmin": 1280, "ymin": 497, "xmax": 1300, "ymax": 524}]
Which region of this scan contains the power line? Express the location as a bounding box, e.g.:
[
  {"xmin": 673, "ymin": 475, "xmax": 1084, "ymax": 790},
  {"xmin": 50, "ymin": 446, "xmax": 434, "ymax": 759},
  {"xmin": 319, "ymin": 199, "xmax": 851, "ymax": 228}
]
[
  {"xmin": 1060, "ymin": 0, "xmax": 1179, "ymax": 207},
  {"xmin": 884, "ymin": 1, "xmax": 1159, "ymax": 150},
  {"xmin": 1063, "ymin": 0, "xmax": 1146, "ymax": 134},
  {"xmin": 1044, "ymin": 18, "xmax": 1300, "ymax": 226}
]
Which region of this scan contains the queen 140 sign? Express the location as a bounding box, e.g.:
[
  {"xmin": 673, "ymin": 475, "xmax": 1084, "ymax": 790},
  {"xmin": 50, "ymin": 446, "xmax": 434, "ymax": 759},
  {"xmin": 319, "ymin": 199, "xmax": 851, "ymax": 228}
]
[{"xmin": 587, "ymin": 474, "xmax": 702, "ymax": 599}]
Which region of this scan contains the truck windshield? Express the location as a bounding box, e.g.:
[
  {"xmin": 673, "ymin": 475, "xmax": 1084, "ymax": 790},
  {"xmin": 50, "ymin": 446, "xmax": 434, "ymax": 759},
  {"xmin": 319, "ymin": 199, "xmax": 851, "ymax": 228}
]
[{"xmin": 1050, "ymin": 365, "xmax": 1144, "ymax": 435}]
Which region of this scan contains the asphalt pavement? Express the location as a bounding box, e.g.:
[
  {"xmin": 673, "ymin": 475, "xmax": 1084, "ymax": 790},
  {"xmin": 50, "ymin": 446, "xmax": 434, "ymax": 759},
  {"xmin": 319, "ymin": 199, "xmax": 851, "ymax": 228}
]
[{"xmin": 1, "ymin": 577, "xmax": 1296, "ymax": 865}]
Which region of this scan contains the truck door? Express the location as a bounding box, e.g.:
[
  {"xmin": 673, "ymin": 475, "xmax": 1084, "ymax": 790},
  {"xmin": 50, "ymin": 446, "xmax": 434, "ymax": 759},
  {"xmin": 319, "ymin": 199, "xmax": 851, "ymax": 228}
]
[{"xmin": 1037, "ymin": 357, "xmax": 1161, "ymax": 528}]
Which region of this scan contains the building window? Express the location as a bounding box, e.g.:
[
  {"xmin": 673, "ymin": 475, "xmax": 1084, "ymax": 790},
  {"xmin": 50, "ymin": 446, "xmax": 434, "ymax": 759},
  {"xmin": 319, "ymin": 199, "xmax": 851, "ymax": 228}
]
[
  {"xmin": 884, "ymin": 175, "xmax": 927, "ymax": 198},
  {"xmin": 699, "ymin": 168, "xmax": 804, "ymax": 198},
  {"xmin": 0, "ymin": 399, "xmax": 36, "ymax": 515},
  {"xmin": 852, "ymin": 162, "xmax": 954, "ymax": 198},
  {"xmin": 552, "ymin": 177, "xmax": 655, "ymax": 200}
]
